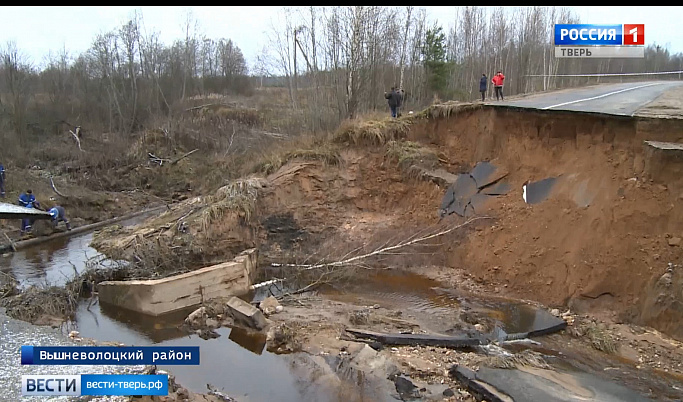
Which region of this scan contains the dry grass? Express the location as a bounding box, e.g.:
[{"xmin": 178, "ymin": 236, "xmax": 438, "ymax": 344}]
[
  {"xmin": 385, "ymin": 140, "xmax": 438, "ymax": 170},
  {"xmin": 251, "ymin": 142, "xmax": 342, "ymax": 176},
  {"xmin": 0, "ymin": 272, "xmax": 18, "ymax": 298},
  {"xmin": 585, "ymin": 323, "xmax": 619, "ymax": 354},
  {"xmin": 417, "ymin": 101, "xmax": 482, "ymax": 119},
  {"xmin": 333, "ymin": 117, "xmax": 412, "ymax": 145},
  {"xmin": 200, "ymin": 178, "xmax": 267, "ymax": 230},
  {"xmin": 568, "ymin": 320, "xmax": 619, "ymax": 354},
  {"xmin": 1, "ymin": 282, "xmax": 80, "ymax": 324},
  {"xmin": 196, "ymin": 105, "xmax": 261, "ymax": 126}
]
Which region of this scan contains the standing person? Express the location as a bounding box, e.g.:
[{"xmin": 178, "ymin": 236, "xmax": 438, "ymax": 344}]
[
  {"xmin": 479, "ymin": 74, "xmax": 488, "ymax": 101},
  {"xmin": 18, "ymin": 189, "xmax": 37, "ymax": 234},
  {"xmin": 0, "ymin": 162, "xmax": 5, "ymax": 198},
  {"xmin": 396, "ymin": 88, "xmax": 404, "ymax": 117},
  {"xmin": 48, "ymin": 205, "xmax": 72, "ymax": 231},
  {"xmin": 384, "ymin": 86, "xmax": 400, "ymax": 118},
  {"xmin": 492, "ymin": 71, "xmax": 505, "ymax": 101}
]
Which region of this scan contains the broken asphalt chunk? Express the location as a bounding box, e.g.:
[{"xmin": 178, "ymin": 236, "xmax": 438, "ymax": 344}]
[
  {"xmin": 523, "ymin": 177, "xmax": 558, "ymax": 205},
  {"xmin": 470, "ymin": 161, "xmax": 508, "ymax": 189},
  {"xmin": 481, "ymin": 181, "xmax": 511, "ymax": 196}
]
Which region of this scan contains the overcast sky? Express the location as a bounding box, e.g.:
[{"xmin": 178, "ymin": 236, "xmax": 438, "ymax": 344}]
[{"xmin": 1, "ymin": 6, "xmax": 681, "ymax": 70}]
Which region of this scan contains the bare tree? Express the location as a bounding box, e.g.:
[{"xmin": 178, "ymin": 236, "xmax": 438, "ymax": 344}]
[{"xmin": 1, "ymin": 41, "xmax": 33, "ymax": 139}]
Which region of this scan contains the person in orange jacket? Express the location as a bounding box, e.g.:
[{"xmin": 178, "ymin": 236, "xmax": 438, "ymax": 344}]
[{"xmin": 492, "ymin": 71, "xmax": 505, "ymax": 101}]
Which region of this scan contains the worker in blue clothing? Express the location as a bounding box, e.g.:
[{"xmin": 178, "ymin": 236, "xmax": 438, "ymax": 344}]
[
  {"xmin": 18, "ymin": 189, "xmax": 41, "ymax": 234},
  {"xmin": 0, "ymin": 163, "xmax": 5, "ymax": 198},
  {"xmin": 48, "ymin": 205, "xmax": 71, "ymax": 231}
]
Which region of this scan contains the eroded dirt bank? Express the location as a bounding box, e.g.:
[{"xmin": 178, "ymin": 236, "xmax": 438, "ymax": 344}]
[
  {"xmin": 410, "ymin": 106, "xmax": 683, "ymax": 340},
  {"xmin": 94, "ymin": 104, "xmax": 683, "ymax": 341},
  {"xmin": 86, "ymin": 103, "xmax": 683, "ymax": 400}
]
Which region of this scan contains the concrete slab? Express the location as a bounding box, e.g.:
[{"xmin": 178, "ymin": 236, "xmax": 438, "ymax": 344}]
[
  {"xmin": 439, "ymin": 186, "xmax": 456, "ymax": 215},
  {"xmin": 469, "ymin": 193, "xmax": 495, "ymax": 214},
  {"xmin": 98, "ymin": 249, "xmax": 258, "ymax": 316},
  {"xmin": 475, "ymin": 366, "xmax": 652, "ymax": 402},
  {"xmin": 0, "ymin": 202, "xmax": 52, "ymax": 220},
  {"xmin": 421, "ymin": 168, "xmax": 459, "ymax": 188},
  {"xmin": 226, "ymin": 296, "xmax": 269, "ymax": 330},
  {"xmin": 644, "ymin": 140, "xmax": 683, "ymax": 151},
  {"xmin": 442, "ymin": 174, "xmax": 478, "ymax": 217}
]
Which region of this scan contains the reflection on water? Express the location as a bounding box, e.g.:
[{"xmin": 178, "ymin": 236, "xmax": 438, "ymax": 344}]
[
  {"xmin": 326, "ymin": 271, "xmax": 564, "ymax": 335},
  {"xmin": 0, "ymin": 213, "xmax": 154, "ymax": 289},
  {"xmin": 0, "ymin": 233, "xmax": 98, "ymax": 288},
  {"xmin": 229, "ymin": 327, "xmax": 267, "ymax": 355},
  {"xmin": 75, "ymin": 301, "xmax": 346, "ymax": 401},
  {"xmin": 323, "ymin": 270, "xmax": 461, "ymax": 314},
  {"xmin": 464, "ymin": 297, "xmax": 562, "ymax": 335},
  {"xmin": 78, "ymin": 301, "xmax": 190, "ymax": 344}
]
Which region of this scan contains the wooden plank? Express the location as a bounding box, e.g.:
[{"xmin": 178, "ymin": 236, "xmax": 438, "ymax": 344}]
[{"xmin": 98, "ymin": 249, "xmax": 257, "ymax": 316}]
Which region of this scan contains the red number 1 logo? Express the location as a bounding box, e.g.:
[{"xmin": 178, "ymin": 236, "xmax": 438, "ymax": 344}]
[{"xmin": 623, "ymin": 24, "xmax": 645, "ymax": 45}]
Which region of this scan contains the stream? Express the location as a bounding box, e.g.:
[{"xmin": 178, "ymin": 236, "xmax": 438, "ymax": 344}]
[
  {"xmin": 1, "ymin": 224, "xmax": 681, "ymax": 401},
  {"xmin": 0, "ymin": 228, "xmax": 343, "ymax": 402}
]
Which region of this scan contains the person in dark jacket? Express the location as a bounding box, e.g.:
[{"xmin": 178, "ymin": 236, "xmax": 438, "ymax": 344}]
[
  {"xmin": 384, "ymin": 87, "xmax": 401, "ymax": 118},
  {"xmin": 48, "ymin": 205, "xmax": 71, "ymax": 231},
  {"xmin": 479, "ymin": 74, "xmax": 488, "ymax": 101},
  {"xmin": 0, "ymin": 163, "xmax": 5, "ymax": 198},
  {"xmin": 18, "ymin": 189, "xmax": 37, "ymax": 234},
  {"xmin": 396, "ymin": 88, "xmax": 404, "ymax": 117}
]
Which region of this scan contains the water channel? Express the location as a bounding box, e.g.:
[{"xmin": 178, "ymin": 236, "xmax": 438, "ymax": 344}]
[{"xmin": 1, "ymin": 222, "xmax": 680, "ymax": 401}]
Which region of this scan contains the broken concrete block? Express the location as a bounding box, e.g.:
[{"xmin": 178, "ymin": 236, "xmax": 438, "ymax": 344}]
[
  {"xmin": 184, "ymin": 306, "xmax": 207, "ymax": 328},
  {"xmin": 227, "ymin": 296, "xmax": 269, "ymax": 331}
]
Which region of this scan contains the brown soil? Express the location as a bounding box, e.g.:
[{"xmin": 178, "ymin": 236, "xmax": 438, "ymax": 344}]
[
  {"xmin": 413, "ymin": 107, "xmax": 683, "ymax": 341},
  {"xmin": 95, "ymin": 104, "xmax": 683, "ymax": 340},
  {"xmin": 92, "ymin": 103, "xmax": 683, "ymax": 399}
]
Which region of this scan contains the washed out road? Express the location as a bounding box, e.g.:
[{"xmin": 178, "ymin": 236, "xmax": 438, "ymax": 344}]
[{"xmin": 489, "ymin": 80, "xmax": 683, "ymax": 116}]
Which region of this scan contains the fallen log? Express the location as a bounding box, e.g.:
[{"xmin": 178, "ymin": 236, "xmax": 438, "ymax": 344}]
[
  {"xmin": 50, "ymin": 176, "xmax": 68, "ymax": 198},
  {"xmin": 2, "ymin": 231, "xmax": 16, "ymax": 252},
  {"xmin": 0, "ymin": 205, "xmax": 167, "ymax": 253},
  {"xmin": 170, "ymin": 148, "xmax": 198, "ymax": 165},
  {"xmin": 345, "ymin": 328, "xmax": 485, "ymax": 349}
]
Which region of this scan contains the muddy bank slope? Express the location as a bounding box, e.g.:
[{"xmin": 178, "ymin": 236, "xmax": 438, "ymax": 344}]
[
  {"xmin": 93, "ymin": 104, "xmax": 683, "ymax": 341},
  {"xmin": 409, "ymin": 105, "xmax": 683, "ymax": 339}
]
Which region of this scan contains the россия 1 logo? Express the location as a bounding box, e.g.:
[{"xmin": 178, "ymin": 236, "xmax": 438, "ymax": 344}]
[{"xmin": 554, "ymin": 24, "xmax": 644, "ymax": 46}]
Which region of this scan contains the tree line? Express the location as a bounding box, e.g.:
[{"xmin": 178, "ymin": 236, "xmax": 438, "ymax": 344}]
[
  {"xmin": 261, "ymin": 6, "xmax": 683, "ymax": 125},
  {"xmin": 0, "ymin": 11, "xmax": 249, "ymax": 141},
  {"xmin": 1, "ymin": 6, "xmax": 682, "ymax": 144}
]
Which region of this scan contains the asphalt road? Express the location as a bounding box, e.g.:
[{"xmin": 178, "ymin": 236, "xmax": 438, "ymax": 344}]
[{"xmin": 488, "ymin": 80, "xmax": 683, "ymax": 116}]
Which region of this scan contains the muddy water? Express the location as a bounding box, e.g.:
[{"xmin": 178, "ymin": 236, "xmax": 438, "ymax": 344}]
[
  {"xmin": 0, "ymin": 224, "xmax": 360, "ymax": 402},
  {"xmin": 75, "ymin": 302, "xmax": 322, "ymax": 401},
  {"xmin": 0, "ymin": 232, "xmax": 100, "ymax": 288},
  {"xmin": 328, "ymin": 271, "xmax": 682, "ymax": 401},
  {"xmin": 0, "ymin": 213, "xmax": 148, "ymax": 289},
  {"xmin": 3, "ymin": 229, "xmax": 680, "ymax": 401},
  {"xmin": 325, "ymin": 270, "xmax": 561, "ymax": 335}
]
